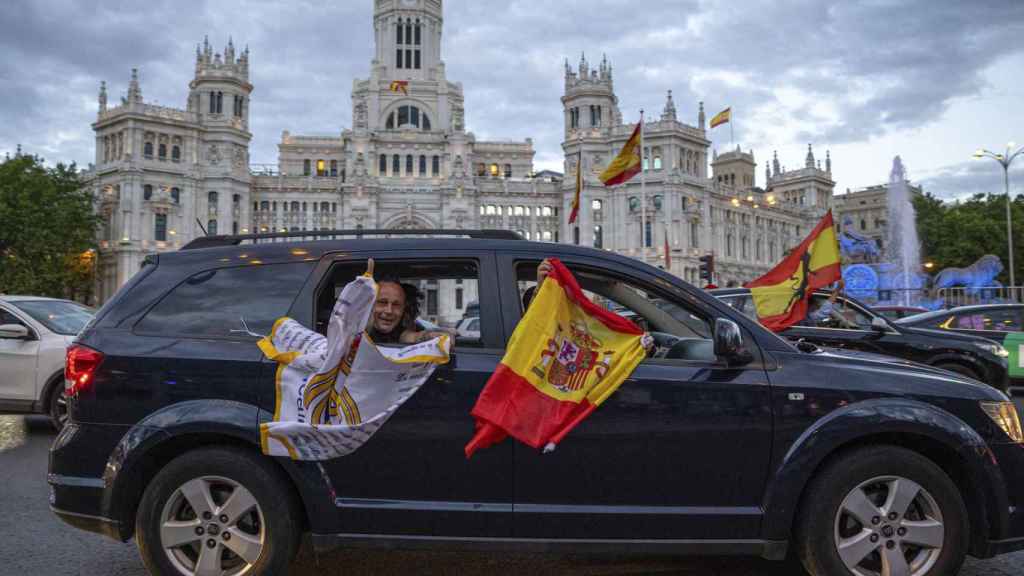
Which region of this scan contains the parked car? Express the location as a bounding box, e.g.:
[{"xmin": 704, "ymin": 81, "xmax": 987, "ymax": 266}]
[
  {"xmin": 872, "ymin": 304, "xmax": 929, "ymax": 320},
  {"xmin": 711, "ymin": 287, "xmax": 1011, "ymax": 392},
  {"xmin": 896, "ymin": 303, "xmax": 1024, "ymax": 390},
  {"xmin": 455, "ymin": 316, "xmax": 480, "ymax": 339},
  {"xmin": 51, "ymin": 230, "xmax": 1024, "ymax": 576},
  {"xmin": 462, "ymin": 300, "xmax": 479, "ymax": 320},
  {"xmin": 0, "ymin": 295, "xmax": 94, "ymax": 429}
]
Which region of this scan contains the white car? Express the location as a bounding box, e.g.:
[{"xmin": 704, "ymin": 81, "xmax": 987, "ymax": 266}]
[
  {"xmin": 0, "ymin": 295, "xmax": 94, "ymax": 429},
  {"xmin": 455, "ymin": 316, "xmax": 481, "ymax": 340}
]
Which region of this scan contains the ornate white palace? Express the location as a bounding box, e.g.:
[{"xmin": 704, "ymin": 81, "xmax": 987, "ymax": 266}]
[{"xmin": 85, "ymin": 0, "xmax": 836, "ymax": 312}]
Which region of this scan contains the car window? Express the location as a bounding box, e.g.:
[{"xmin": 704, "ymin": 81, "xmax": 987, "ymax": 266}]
[
  {"xmin": 719, "ymin": 294, "xmax": 755, "ymax": 318},
  {"xmin": 0, "ymin": 307, "xmax": 27, "ymax": 328},
  {"xmin": 800, "ymin": 295, "xmax": 873, "ymax": 330},
  {"xmin": 319, "ymin": 259, "xmax": 483, "ymax": 347},
  {"xmin": 135, "ymin": 262, "xmax": 315, "ymax": 338},
  {"xmin": 514, "ymin": 261, "xmax": 717, "ymax": 362},
  {"xmin": 954, "ymin": 309, "xmax": 1022, "ymax": 332},
  {"xmin": 467, "ymin": 318, "xmax": 480, "ymax": 331},
  {"xmin": 10, "ymin": 300, "xmax": 94, "ymax": 336}
]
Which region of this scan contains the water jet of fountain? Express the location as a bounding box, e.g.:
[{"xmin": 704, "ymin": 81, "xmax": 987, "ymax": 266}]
[{"xmin": 886, "ymin": 156, "xmax": 921, "ymax": 306}]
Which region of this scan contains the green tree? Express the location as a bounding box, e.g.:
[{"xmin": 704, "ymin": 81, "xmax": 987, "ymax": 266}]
[
  {"xmin": 914, "ymin": 191, "xmax": 1024, "ymax": 284},
  {"xmin": 0, "ymin": 154, "xmax": 99, "ymax": 301}
]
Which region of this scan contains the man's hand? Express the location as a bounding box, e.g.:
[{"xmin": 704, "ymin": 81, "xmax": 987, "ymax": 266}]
[
  {"xmin": 641, "ymin": 332, "xmax": 656, "ymax": 356},
  {"xmin": 537, "ymin": 258, "xmax": 554, "ymax": 287}
]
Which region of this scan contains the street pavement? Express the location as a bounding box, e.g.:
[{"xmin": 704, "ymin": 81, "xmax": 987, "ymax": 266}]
[{"xmin": 1, "ymin": 400, "xmax": 1023, "ymax": 576}]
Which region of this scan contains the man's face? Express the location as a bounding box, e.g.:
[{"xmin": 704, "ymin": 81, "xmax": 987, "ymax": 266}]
[{"xmin": 373, "ymin": 282, "xmax": 406, "ymax": 335}]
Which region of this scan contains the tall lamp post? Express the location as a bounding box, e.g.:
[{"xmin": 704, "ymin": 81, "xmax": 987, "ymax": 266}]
[{"xmin": 974, "ymin": 142, "xmax": 1024, "ymax": 290}]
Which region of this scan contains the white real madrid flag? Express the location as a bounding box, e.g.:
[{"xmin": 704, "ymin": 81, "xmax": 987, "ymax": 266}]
[{"xmin": 258, "ymin": 271, "xmax": 450, "ymax": 460}]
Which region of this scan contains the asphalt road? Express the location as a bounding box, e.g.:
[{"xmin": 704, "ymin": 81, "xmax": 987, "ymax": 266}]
[{"xmin": 1, "ymin": 406, "xmax": 1022, "ymax": 576}]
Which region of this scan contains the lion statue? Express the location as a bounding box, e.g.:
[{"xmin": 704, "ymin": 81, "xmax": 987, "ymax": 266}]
[{"xmin": 933, "ymin": 254, "xmax": 1003, "ymax": 295}]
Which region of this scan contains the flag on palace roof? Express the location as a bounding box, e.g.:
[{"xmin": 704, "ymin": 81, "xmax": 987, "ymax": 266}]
[
  {"xmin": 710, "ymin": 107, "xmax": 731, "ymax": 128},
  {"xmin": 745, "ymin": 210, "xmax": 841, "ymax": 332},
  {"xmin": 598, "ymin": 122, "xmax": 642, "ymax": 187},
  {"xmin": 465, "ymin": 259, "xmax": 645, "ymax": 458},
  {"xmin": 389, "ymin": 80, "xmax": 409, "ymax": 95}
]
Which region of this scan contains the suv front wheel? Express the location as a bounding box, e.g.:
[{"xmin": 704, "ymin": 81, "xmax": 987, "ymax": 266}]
[
  {"xmin": 135, "ymin": 447, "xmax": 301, "ymax": 576},
  {"xmin": 797, "ymin": 445, "xmax": 968, "ymax": 576}
]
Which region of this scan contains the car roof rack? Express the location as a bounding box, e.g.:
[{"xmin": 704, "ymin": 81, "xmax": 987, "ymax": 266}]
[{"xmin": 180, "ymin": 229, "xmax": 524, "ymax": 250}]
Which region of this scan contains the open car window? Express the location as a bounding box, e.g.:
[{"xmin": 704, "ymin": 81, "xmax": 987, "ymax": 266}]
[
  {"xmin": 318, "ymin": 259, "xmax": 484, "ymax": 347},
  {"xmin": 514, "ymin": 261, "xmax": 720, "ymax": 362},
  {"xmin": 953, "ymin": 309, "xmax": 1023, "ymax": 332}
]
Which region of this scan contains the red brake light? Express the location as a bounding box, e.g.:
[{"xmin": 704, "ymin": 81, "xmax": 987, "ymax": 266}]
[{"xmin": 65, "ymin": 344, "xmax": 104, "ymax": 396}]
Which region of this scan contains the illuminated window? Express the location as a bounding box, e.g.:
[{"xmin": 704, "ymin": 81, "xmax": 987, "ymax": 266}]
[
  {"xmin": 489, "ymin": 164, "xmax": 499, "ymax": 177},
  {"xmin": 592, "ymin": 199, "xmax": 603, "ymax": 211},
  {"xmin": 316, "ymin": 159, "xmax": 326, "ymax": 176},
  {"xmin": 542, "ymin": 230, "xmax": 552, "ymax": 241}
]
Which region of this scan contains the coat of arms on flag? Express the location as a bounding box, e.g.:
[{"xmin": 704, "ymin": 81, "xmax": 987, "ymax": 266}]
[
  {"xmin": 465, "ymin": 259, "xmax": 646, "ymax": 458},
  {"xmin": 259, "ymin": 264, "xmax": 450, "ymax": 460},
  {"xmin": 389, "ymin": 80, "xmax": 409, "ymax": 95}
]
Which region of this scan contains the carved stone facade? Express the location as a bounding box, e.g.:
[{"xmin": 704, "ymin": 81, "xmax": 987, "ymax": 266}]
[{"xmin": 87, "ymin": 0, "xmax": 836, "ymax": 304}]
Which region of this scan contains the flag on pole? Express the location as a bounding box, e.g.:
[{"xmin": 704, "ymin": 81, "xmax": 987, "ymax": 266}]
[
  {"xmin": 389, "ymin": 80, "xmax": 409, "ymax": 95},
  {"xmin": 569, "ymin": 148, "xmax": 583, "ymax": 224},
  {"xmin": 745, "ymin": 210, "xmax": 841, "ymax": 332},
  {"xmin": 464, "ymin": 259, "xmax": 646, "ymax": 458},
  {"xmin": 599, "ymin": 122, "xmax": 642, "ymax": 186},
  {"xmin": 710, "ymin": 107, "xmax": 731, "ymax": 128},
  {"xmin": 259, "ymin": 270, "xmax": 450, "ymax": 460}
]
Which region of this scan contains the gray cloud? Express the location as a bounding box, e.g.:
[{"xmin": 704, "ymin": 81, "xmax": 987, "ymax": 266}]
[{"xmin": 1, "ymin": 0, "xmax": 1022, "ymax": 185}]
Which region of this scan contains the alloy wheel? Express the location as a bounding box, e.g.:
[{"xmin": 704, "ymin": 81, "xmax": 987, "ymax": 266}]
[
  {"xmin": 159, "ymin": 475, "xmax": 265, "ymax": 576},
  {"xmin": 834, "ymin": 475, "xmax": 944, "ymax": 576}
]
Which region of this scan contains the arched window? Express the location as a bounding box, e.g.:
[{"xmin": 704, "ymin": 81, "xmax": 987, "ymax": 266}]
[
  {"xmin": 302, "ymin": 202, "xmax": 307, "ymax": 212},
  {"xmin": 171, "ymin": 187, "xmax": 180, "ymax": 204},
  {"xmin": 208, "ymin": 191, "xmax": 218, "ymax": 205},
  {"xmin": 208, "ymin": 220, "xmax": 218, "ymax": 235},
  {"xmin": 385, "ymin": 105, "xmax": 431, "ymax": 131},
  {"xmin": 291, "ymin": 201, "xmax": 300, "ymax": 212},
  {"xmin": 392, "ymin": 154, "xmax": 400, "ymax": 175},
  {"xmin": 330, "ymin": 160, "xmax": 338, "ymax": 177},
  {"xmin": 233, "ymin": 194, "xmax": 240, "ymax": 205},
  {"xmin": 144, "ymin": 142, "xmax": 153, "ymax": 158},
  {"xmin": 432, "ymin": 155, "xmax": 440, "ymax": 176},
  {"xmin": 406, "ymin": 155, "xmax": 413, "ymax": 175},
  {"xmin": 486, "ymin": 205, "xmax": 496, "ymax": 215},
  {"xmin": 542, "ymin": 230, "xmax": 552, "ymax": 241},
  {"xmin": 144, "ymin": 185, "xmax": 153, "ymax": 200},
  {"xmin": 216, "ymin": 92, "xmax": 223, "ymax": 114},
  {"xmin": 489, "ymin": 164, "xmax": 499, "ymax": 178},
  {"xmin": 321, "ymin": 201, "xmax": 329, "ymax": 212},
  {"xmin": 209, "ymin": 91, "xmax": 216, "ymax": 114},
  {"xmin": 272, "ymin": 201, "xmax": 277, "ymax": 212},
  {"xmin": 379, "ymin": 154, "xmax": 387, "ymax": 175},
  {"xmin": 171, "ymin": 145, "xmax": 181, "ymax": 162},
  {"xmin": 316, "ymin": 159, "xmax": 326, "ymax": 176},
  {"xmin": 476, "ymin": 163, "xmax": 486, "ymax": 177},
  {"xmin": 261, "ymin": 201, "xmax": 270, "ymax": 211},
  {"xmin": 653, "ymin": 195, "xmax": 663, "ymax": 210},
  {"xmin": 653, "ymin": 147, "xmax": 662, "ymax": 170},
  {"xmin": 592, "ymin": 199, "xmax": 603, "ymax": 211},
  {"xmin": 419, "ymin": 155, "xmax": 426, "ymax": 176},
  {"xmin": 504, "ymin": 164, "xmax": 512, "ymax": 178},
  {"xmin": 303, "ymin": 159, "xmax": 311, "ymax": 176},
  {"xmin": 629, "ymin": 197, "xmax": 639, "ymax": 212}
]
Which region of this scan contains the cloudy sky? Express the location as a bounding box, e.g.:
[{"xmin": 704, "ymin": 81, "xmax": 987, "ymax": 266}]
[{"xmin": 2, "ymin": 0, "xmax": 1023, "ymax": 200}]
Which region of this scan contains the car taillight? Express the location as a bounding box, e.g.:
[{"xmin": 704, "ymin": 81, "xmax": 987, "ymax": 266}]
[{"xmin": 65, "ymin": 344, "xmax": 104, "ymax": 396}]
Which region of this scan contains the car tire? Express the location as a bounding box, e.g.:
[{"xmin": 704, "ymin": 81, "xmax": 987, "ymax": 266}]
[
  {"xmin": 135, "ymin": 447, "xmax": 301, "ymax": 576},
  {"xmin": 797, "ymin": 445, "xmax": 968, "ymax": 576},
  {"xmin": 934, "ymin": 362, "xmax": 980, "ymax": 382},
  {"xmin": 46, "ymin": 379, "xmax": 68, "ymax": 431}
]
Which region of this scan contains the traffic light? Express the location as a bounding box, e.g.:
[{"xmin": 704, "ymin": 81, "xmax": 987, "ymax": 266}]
[{"xmin": 699, "ymin": 254, "xmax": 715, "ymax": 282}]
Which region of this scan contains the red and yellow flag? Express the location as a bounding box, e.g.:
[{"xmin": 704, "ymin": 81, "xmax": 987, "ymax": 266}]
[
  {"xmin": 465, "ymin": 259, "xmax": 645, "ymax": 457},
  {"xmin": 710, "ymin": 107, "xmax": 731, "ymax": 128},
  {"xmin": 569, "ymin": 149, "xmax": 582, "ymax": 224},
  {"xmin": 389, "ymin": 80, "xmax": 408, "ymax": 95},
  {"xmin": 745, "ymin": 210, "xmax": 841, "ymax": 332},
  {"xmin": 599, "ymin": 122, "xmax": 642, "ymax": 186}
]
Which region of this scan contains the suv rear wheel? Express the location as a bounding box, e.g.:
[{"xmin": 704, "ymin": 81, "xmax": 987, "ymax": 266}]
[
  {"xmin": 46, "ymin": 379, "xmax": 68, "ymax": 431},
  {"xmin": 136, "ymin": 447, "xmax": 301, "ymax": 576},
  {"xmin": 797, "ymin": 445, "xmax": 968, "ymax": 576}
]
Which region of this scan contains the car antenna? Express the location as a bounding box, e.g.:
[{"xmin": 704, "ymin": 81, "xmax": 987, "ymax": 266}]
[{"xmin": 195, "ymin": 218, "xmax": 209, "ymax": 236}]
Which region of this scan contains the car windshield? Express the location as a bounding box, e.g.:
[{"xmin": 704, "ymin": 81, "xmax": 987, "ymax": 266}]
[{"xmin": 11, "ymin": 300, "xmax": 95, "ymax": 335}]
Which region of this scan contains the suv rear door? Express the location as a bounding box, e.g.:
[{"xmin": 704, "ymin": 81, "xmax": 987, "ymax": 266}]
[
  {"xmin": 282, "ymin": 249, "xmax": 514, "ymax": 538},
  {"xmin": 498, "ymin": 254, "xmax": 773, "ymax": 540}
]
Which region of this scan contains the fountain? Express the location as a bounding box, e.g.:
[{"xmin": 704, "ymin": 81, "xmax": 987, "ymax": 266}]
[{"xmin": 887, "ymin": 156, "xmax": 922, "ymax": 306}]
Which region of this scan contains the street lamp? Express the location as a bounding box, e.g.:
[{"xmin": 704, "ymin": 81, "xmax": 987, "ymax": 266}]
[{"xmin": 974, "ymin": 142, "xmax": 1024, "ymax": 289}]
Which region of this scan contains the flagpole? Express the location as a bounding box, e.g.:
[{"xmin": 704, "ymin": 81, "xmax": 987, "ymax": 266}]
[
  {"xmin": 730, "ymin": 107, "xmax": 734, "ymax": 148},
  {"xmin": 576, "ymin": 133, "xmax": 583, "ymax": 245},
  {"xmin": 640, "ymin": 109, "xmax": 646, "ymax": 263}
]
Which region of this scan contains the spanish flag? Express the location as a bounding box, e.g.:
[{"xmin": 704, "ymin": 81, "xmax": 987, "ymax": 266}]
[
  {"xmin": 389, "ymin": 80, "xmax": 408, "ymax": 95},
  {"xmin": 569, "ymin": 149, "xmax": 582, "ymax": 224},
  {"xmin": 599, "ymin": 122, "xmax": 642, "ymax": 186},
  {"xmin": 710, "ymin": 107, "xmax": 731, "ymax": 128},
  {"xmin": 745, "ymin": 210, "xmax": 841, "ymax": 332},
  {"xmin": 465, "ymin": 259, "xmax": 646, "ymax": 457}
]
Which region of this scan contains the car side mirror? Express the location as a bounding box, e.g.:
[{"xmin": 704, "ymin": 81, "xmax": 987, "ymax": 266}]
[
  {"xmin": 713, "ymin": 318, "xmax": 751, "ymax": 364},
  {"xmin": 870, "ymin": 317, "xmax": 888, "ymax": 332},
  {"xmin": 0, "ymin": 324, "xmax": 29, "ymax": 339}
]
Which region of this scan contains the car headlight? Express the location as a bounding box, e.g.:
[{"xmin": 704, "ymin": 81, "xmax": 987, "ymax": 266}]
[
  {"xmin": 974, "ymin": 342, "xmax": 1009, "ymax": 358},
  {"xmin": 980, "ymin": 401, "xmax": 1024, "ymax": 443}
]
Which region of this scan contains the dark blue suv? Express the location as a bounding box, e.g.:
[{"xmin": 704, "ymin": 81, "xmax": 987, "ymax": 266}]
[{"xmin": 50, "ymin": 230, "xmax": 1024, "ymax": 576}]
